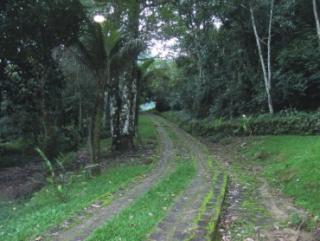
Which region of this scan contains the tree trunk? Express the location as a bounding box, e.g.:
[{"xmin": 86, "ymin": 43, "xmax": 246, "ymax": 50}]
[
  {"xmin": 130, "ymin": 67, "xmax": 138, "ymax": 137},
  {"xmin": 110, "ymin": 0, "xmax": 140, "ymax": 152},
  {"xmin": 77, "ymin": 69, "xmax": 83, "ymax": 146},
  {"xmin": 250, "ymin": 2, "xmax": 274, "ymax": 114},
  {"xmin": 110, "ymin": 76, "xmax": 121, "ymax": 151},
  {"xmin": 89, "ymin": 74, "xmax": 106, "ymax": 163},
  {"xmin": 267, "ymin": 0, "xmax": 274, "ymax": 114},
  {"xmin": 92, "ymin": 95, "xmax": 103, "ymax": 161},
  {"xmin": 110, "ymin": 72, "xmax": 134, "ymax": 152},
  {"xmin": 313, "ymin": 0, "xmax": 320, "ymax": 45}
]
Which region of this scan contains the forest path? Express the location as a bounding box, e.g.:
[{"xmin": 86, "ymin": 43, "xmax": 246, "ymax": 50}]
[
  {"xmin": 44, "ymin": 115, "xmax": 227, "ymax": 241},
  {"xmin": 45, "ymin": 117, "xmax": 175, "ymax": 241},
  {"xmin": 209, "ymin": 139, "xmax": 315, "ymax": 241},
  {"xmin": 148, "ymin": 116, "xmax": 227, "ymax": 241}
]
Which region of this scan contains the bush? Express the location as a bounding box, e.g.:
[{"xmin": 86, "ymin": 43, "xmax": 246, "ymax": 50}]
[
  {"xmin": 0, "ymin": 139, "xmax": 30, "ymax": 155},
  {"xmin": 161, "ymin": 111, "xmax": 320, "ymax": 137},
  {"xmin": 0, "ymin": 139, "xmax": 35, "ymax": 168},
  {"xmin": 40, "ymin": 126, "xmax": 80, "ymax": 158}
]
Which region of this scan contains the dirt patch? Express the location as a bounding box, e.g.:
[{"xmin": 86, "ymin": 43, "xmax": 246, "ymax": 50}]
[
  {"xmin": 0, "ymin": 162, "xmax": 45, "ymax": 200},
  {"xmin": 219, "ymin": 182, "xmax": 243, "ymax": 241},
  {"xmin": 258, "ymin": 180, "xmax": 313, "ymax": 241}
]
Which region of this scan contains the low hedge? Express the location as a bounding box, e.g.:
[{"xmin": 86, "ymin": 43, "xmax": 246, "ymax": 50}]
[{"xmin": 161, "ymin": 111, "xmax": 320, "ymax": 137}]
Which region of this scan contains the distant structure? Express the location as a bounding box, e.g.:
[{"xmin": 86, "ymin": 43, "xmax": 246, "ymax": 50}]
[{"xmin": 140, "ymin": 101, "xmax": 156, "ymax": 112}]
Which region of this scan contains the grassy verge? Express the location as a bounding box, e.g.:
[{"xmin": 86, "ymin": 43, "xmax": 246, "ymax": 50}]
[
  {"xmin": 244, "ymin": 135, "xmax": 320, "ymax": 218},
  {"xmin": 215, "ymin": 135, "xmax": 320, "ymax": 240},
  {"xmin": 85, "ymin": 161, "xmax": 196, "ymax": 241},
  {"xmin": 187, "ymin": 171, "xmax": 228, "ymax": 241},
  {"xmin": 0, "ymin": 115, "xmax": 158, "ymax": 241},
  {"xmin": 222, "ymin": 159, "xmax": 271, "ymax": 240},
  {"xmin": 137, "ymin": 115, "xmax": 158, "ymax": 145}
]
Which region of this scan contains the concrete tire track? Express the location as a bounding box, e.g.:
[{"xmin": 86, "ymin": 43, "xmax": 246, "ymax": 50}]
[{"xmin": 148, "ymin": 116, "xmax": 219, "ymax": 241}]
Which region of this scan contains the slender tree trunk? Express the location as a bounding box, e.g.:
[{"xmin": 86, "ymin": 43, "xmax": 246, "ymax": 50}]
[
  {"xmin": 88, "ymin": 117, "xmax": 94, "ymax": 162},
  {"xmin": 77, "ymin": 68, "xmax": 83, "ymax": 147},
  {"xmin": 130, "ymin": 68, "xmax": 138, "ymax": 137},
  {"xmin": 267, "ymin": 0, "xmax": 274, "ymax": 114},
  {"xmin": 90, "ymin": 72, "xmax": 106, "ymax": 163},
  {"xmin": 250, "ymin": 1, "xmax": 274, "ymax": 114},
  {"xmin": 90, "ymin": 94, "xmax": 100, "ymax": 163},
  {"xmin": 313, "ymin": 0, "xmax": 320, "ymax": 45},
  {"xmin": 92, "ymin": 93, "xmax": 103, "ymax": 161},
  {"xmin": 78, "ymin": 91, "xmax": 83, "ymax": 134},
  {"xmin": 102, "ymin": 91, "xmax": 108, "ymax": 129},
  {"xmin": 0, "ymin": 88, "xmax": 2, "ymax": 119},
  {"xmin": 109, "ymin": 67, "xmax": 120, "ymax": 150}
]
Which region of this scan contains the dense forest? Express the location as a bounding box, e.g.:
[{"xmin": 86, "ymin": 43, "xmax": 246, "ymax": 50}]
[
  {"xmin": 1, "ymin": 0, "xmax": 320, "ymax": 240},
  {"xmin": 1, "ymin": 0, "xmax": 320, "ymax": 162},
  {"xmin": 149, "ymin": 0, "xmax": 320, "ymax": 117}
]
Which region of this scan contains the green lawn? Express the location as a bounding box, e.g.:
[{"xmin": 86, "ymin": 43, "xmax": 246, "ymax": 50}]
[
  {"xmin": 244, "ymin": 135, "xmax": 320, "ymax": 217},
  {"xmin": 85, "ymin": 160, "xmax": 196, "ymax": 241},
  {"xmin": 137, "ymin": 115, "xmax": 158, "ymax": 144},
  {"xmin": 0, "ymin": 115, "xmax": 157, "ymax": 241}
]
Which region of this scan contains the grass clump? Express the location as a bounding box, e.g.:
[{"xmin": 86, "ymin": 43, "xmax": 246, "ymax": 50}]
[
  {"xmin": 85, "ymin": 161, "xmax": 196, "ymax": 241},
  {"xmin": 222, "ymin": 161, "xmax": 270, "ymax": 241},
  {"xmin": 137, "ymin": 115, "xmax": 158, "ymax": 144}
]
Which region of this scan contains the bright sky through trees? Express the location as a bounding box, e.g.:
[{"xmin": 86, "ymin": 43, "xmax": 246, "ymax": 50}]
[{"xmin": 149, "ymin": 38, "xmax": 179, "ymax": 59}]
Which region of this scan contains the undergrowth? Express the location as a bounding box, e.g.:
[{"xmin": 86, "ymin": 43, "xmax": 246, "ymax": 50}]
[{"xmin": 162, "ymin": 111, "xmax": 320, "ymax": 137}]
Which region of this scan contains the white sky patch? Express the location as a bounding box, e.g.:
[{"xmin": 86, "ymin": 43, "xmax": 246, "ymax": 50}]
[
  {"xmin": 93, "ymin": 14, "xmax": 106, "ymax": 23},
  {"xmin": 214, "ymin": 19, "xmax": 223, "ymax": 29},
  {"xmin": 148, "ymin": 38, "xmax": 179, "ymax": 59}
]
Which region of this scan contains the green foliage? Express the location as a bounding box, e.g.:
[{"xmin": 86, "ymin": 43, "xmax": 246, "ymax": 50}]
[
  {"xmin": 85, "ymin": 161, "xmax": 196, "ymax": 241},
  {"xmin": 0, "ymin": 139, "xmax": 33, "ymax": 168},
  {"xmin": 0, "ymin": 0, "xmax": 85, "ymax": 155},
  {"xmin": 0, "ymin": 139, "xmax": 29, "ymax": 155},
  {"xmin": 35, "ymin": 148, "xmax": 66, "ymax": 200},
  {"xmin": 162, "ymin": 111, "xmax": 320, "ymax": 138},
  {"xmin": 149, "ymin": 0, "xmax": 320, "ymax": 118}
]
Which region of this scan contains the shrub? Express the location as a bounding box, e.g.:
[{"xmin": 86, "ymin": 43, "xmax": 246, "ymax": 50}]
[
  {"xmin": 35, "ymin": 148, "xmax": 69, "ymax": 201},
  {"xmin": 161, "ymin": 111, "xmax": 320, "ymax": 137}
]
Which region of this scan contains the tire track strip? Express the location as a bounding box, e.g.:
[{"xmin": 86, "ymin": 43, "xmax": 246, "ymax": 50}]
[
  {"xmin": 47, "ymin": 117, "xmax": 175, "ymax": 241},
  {"xmin": 148, "ymin": 116, "xmax": 215, "ymax": 241}
]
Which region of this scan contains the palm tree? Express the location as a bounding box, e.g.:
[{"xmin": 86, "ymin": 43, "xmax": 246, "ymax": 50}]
[
  {"xmin": 75, "ymin": 15, "xmax": 122, "ymax": 163},
  {"xmin": 75, "ymin": 13, "xmax": 145, "ymax": 159}
]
